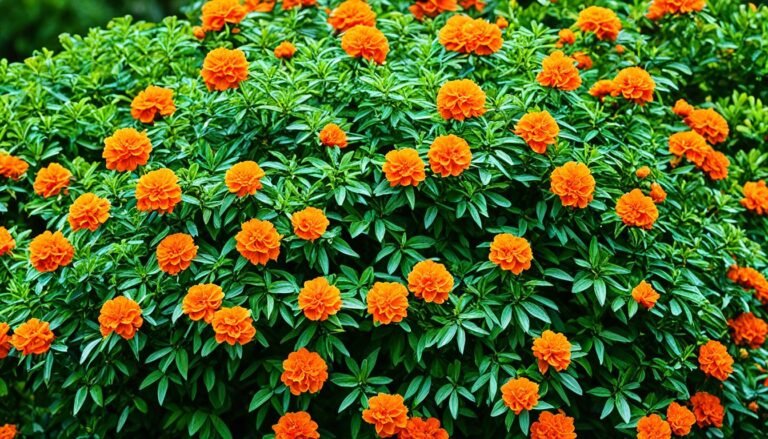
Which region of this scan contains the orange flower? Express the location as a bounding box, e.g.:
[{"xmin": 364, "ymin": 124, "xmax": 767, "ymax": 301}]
[
  {"xmin": 496, "ymin": 17, "xmax": 509, "ymax": 29},
  {"xmin": 0, "ymin": 424, "xmax": 16, "ymax": 439},
  {"xmin": 33, "ymin": 163, "xmax": 71, "ymax": 198},
  {"xmin": 615, "ymin": 189, "xmax": 658, "ymax": 229},
  {"xmin": 68, "ymin": 193, "xmax": 110, "ymax": 232},
  {"xmin": 298, "ymin": 277, "xmax": 343, "ymax": 321},
  {"xmin": 532, "ymin": 330, "xmax": 571, "ymax": 373},
  {"xmin": 536, "ymin": 50, "xmax": 581, "ymax": 91},
  {"xmin": 646, "ymin": 1, "xmax": 666, "ymax": 19},
  {"xmin": 341, "ymin": 25, "xmax": 389, "ymax": 65},
  {"xmin": 728, "ymin": 313, "xmax": 768, "ymax": 349},
  {"xmin": 741, "ymin": 181, "xmax": 768, "ymax": 215},
  {"xmin": 550, "ymin": 162, "xmax": 595, "ymax": 208},
  {"xmin": 201, "ymin": 48, "xmax": 249, "ymax": 91},
  {"xmin": 328, "ymin": 0, "xmax": 376, "ymax": 32},
  {"xmin": 611, "ymin": 67, "xmax": 655, "ymax": 105},
  {"xmin": 501, "ymin": 377, "xmax": 539, "ymax": 414},
  {"xmin": 515, "ymin": 111, "xmax": 559, "ymax": 154},
  {"xmin": 698, "ymin": 340, "xmax": 733, "ymax": 381},
  {"xmin": 211, "ymin": 306, "xmax": 256, "ymax": 345},
  {"xmin": 589, "ymin": 79, "xmax": 616, "ymax": 101},
  {"xmin": 409, "ymin": 0, "xmax": 457, "ymax": 20},
  {"xmin": 274, "ymin": 41, "xmax": 297, "ymax": 59},
  {"xmin": 489, "ymin": 233, "xmax": 532, "ymax": 274},
  {"xmin": 272, "ymin": 412, "xmax": 320, "ymax": 439},
  {"xmin": 183, "ymin": 284, "xmax": 225, "ymax": 323},
  {"xmin": 382, "ymin": 148, "xmax": 426, "ymax": 187},
  {"xmin": 701, "ymin": 149, "xmax": 729, "ymax": 180},
  {"xmin": 156, "ymin": 233, "xmax": 198, "ymax": 275},
  {"xmin": 427, "ymin": 135, "xmax": 471, "ymax": 177},
  {"xmin": 103, "ymin": 128, "xmax": 153, "ymax": 172},
  {"xmin": 557, "ymin": 28, "xmax": 575, "ymax": 46},
  {"xmin": 439, "ymin": 15, "xmax": 473, "ymax": 53},
  {"xmin": 636, "ymin": 166, "xmax": 651, "ymax": 179},
  {"xmin": 201, "ymin": 0, "xmax": 246, "ymax": 32},
  {"xmin": 367, "ymin": 282, "xmax": 409, "ymax": 324},
  {"xmin": 135, "ymin": 168, "xmax": 182, "ymax": 214},
  {"xmin": 281, "ymin": 348, "xmax": 328, "ymax": 395},
  {"xmin": 459, "ymin": 0, "xmax": 484, "ymax": 11},
  {"xmin": 130, "ymin": 85, "xmax": 175, "ymax": 124},
  {"xmin": 439, "ymin": 15, "xmax": 502, "ymax": 55},
  {"xmin": 650, "ymin": 0, "xmax": 706, "ymax": 18},
  {"xmin": 615, "ymin": 44, "xmax": 625, "ymax": 54},
  {"xmin": 245, "ymin": 0, "xmax": 275, "ymax": 12},
  {"xmin": 0, "ymin": 323, "xmax": 10, "ymax": 359},
  {"xmin": 0, "ymin": 154, "xmax": 29, "ymax": 180},
  {"xmin": 668, "ymin": 131, "xmax": 709, "ymax": 166},
  {"xmin": 636, "ymin": 414, "xmax": 671, "ymax": 439},
  {"xmin": 0, "ymin": 227, "xmax": 15, "ymax": 256},
  {"xmin": 672, "ymin": 99, "xmax": 694, "ymax": 118},
  {"xmin": 362, "ymin": 393, "xmax": 409, "ymax": 438},
  {"xmin": 748, "ymin": 401, "xmax": 758, "ymax": 412},
  {"xmin": 407, "ymin": 260, "xmax": 454, "ymax": 304},
  {"xmin": 29, "ymin": 231, "xmax": 74, "ymax": 272},
  {"xmin": 649, "ymin": 183, "xmax": 667, "ymax": 204},
  {"xmin": 666, "ymin": 402, "xmax": 695, "ymax": 436},
  {"xmin": 282, "ymin": 0, "xmax": 316, "ymax": 10},
  {"xmin": 236, "ymin": 219, "xmax": 282, "ymax": 265},
  {"xmin": 684, "ymin": 108, "xmax": 729, "ymax": 144},
  {"xmin": 98, "ymin": 296, "xmax": 143, "ymax": 340},
  {"xmin": 225, "ymin": 161, "xmax": 265, "ymax": 197},
  {"xmin": 436, "ymin": 79, "xmax": 486, "ymax": 121},
  {"xmin": 291, "ymin": 207, "xmax": 329, "ymax": 241},
  {"xmin": 193, "ymin": 26, "xmax": 206, "ymax": 40},
  {"xmin": 690, "ymin": 391, "xmax": 724, "ymax": 428},
  {"xmin": 319, "ymin": 123, "xmax": 348, "ymax": 148},
  {"xmin": 399, "ymin": 417, "xmax": 448, "ymax": 439},
  {"xmin": 530, "ymin": 411, "xmax": 576, "ymax": 439},
  {"xmin": 572, "ymin": 51, "xmax": 592, "ymax": 70},
  {"xmin": 576, "ymin": 6, "xmax": 622, "ymax": 41},
  {"xmin": 11, "ymin": 318, "xmax": 54, "ymax": 356},
  {"xmin": 631, "ymin": 280, "xmax": 660, "ymax": 310}
]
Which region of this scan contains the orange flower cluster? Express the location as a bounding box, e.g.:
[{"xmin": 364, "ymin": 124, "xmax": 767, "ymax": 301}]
[
  {"xmin": 10, "ymin": 318, "xmax": 54, "ymax": 356},
  {"xmin": 615, "ymin": 189, "xmax": 659, "ymax": 229},
  {"xmin": 489, "ymin": 233, "xmax": 532, "ymax": 274},
  {"xmin": 741, "ymin": 181, "xmax": 768, "ymax": 215},
  {"xmin": 328, "ymin": 0, "xmax": 376, "ymax": 32},
  {"xmin": 672, "ymin": 98, "xmax": 694, "ymax": 118},
  {"xmin": 156, "ymin": 233, "xmax": 198, "ymax": 275},
  {"xmin": 225, "ymin": 161, "xmax": 265, "ymax": 197},
  {"xmin": 362, "ymin": 393, "xmax": 408, "ymax": 437},
  {"xmin": 201, "ymin": 0, "xmax": 246, "ymax": 33},
  {"xmin": 677, "ymin": 106, "xmax": 729, "ymax": 145},
  {"xmin": 0, "ymin": 323, "xmax": 10, "ymax": 359},
  {"xmin": 459, "ymin": 0, "xmax": 483, "ymax": 12},
  {"xmin": 532, "ymin": 330, "xmax": 571, "ymax": 373},
  {"xmin": 536, "ymin": 51, "xmax": 581, "ymax": 91},
  {"xmin": 272, "ymin": 411, "xmax": 319, "ymax": 439},
  {"xmin": 282, "ymin": 0, "xmax": 316, "ymax": 10},
  {"xmin": 636, "ymin": 166, "xmax": 651, "ymax": 179},
  {"xmin": 98, "ymin": 296, "xmax": 143, "ymax": 340},
  {"xmin": 0, "ymin": 227, "xmax": 15, "ymax": 256},
  {"xmin": 281, "ymin": 348, "xmax": 328, "ymax": 395},
  {"xmin": 588, "ymin": 79, "xmax": 616, "ymax": 101},
  {"xmin": 666, "ymin": 402, "xmax": 696, "ymax": 436},
  {"xmin": 698, "ymin": 340, "xmax": 733, "ymax": 381},
  {"xmin": 530, "ymin": 411, "xmax": 576, "ymax": 439},
  {"xmin": 728, "ymin": 312, "xmax": 767, "ymax": 349},
  {"xmin": 668, "ymin": 131, "xmax": 728, "ymax": 180},
  {"xmin": 556, "ymin": 29, "xmax": 575, "ymax": 47},
  {"xmin": 274, "ymin": 41, "xmax": 297, "ymax": 59},
  {"xmin": 647, "ymin": 0, "xmax": 706, "ymax": 21},
  {"xmin": 428, "ymin": 134, "xmax": 472, "ymax": 177},
  {"xmin": 399, "ymin": 417, "xmax": 448, "ymax": 439},
  {"xmin": 632, "ymin": 280, "xmax": 660, "ymax": 310},
  {"xmin": 407, "ymin": 260, "xmax": 454, "ymax": 304},
  {"xmin": 29, "ymin": 231, "xmax": 74, "ymax": 272},
  {"xmin": 550, "ymin": 162, "xmax": 595, "ymax": 208},
  {"xmin": 436, "ymin": 79, "xmax": 486, "ymax": 121},
  {"xmin": 728, "ymin": 264, "xmax": 768, "ymax": 304},
  {"xmin": 501, "ymin": 377, "xmax": 539, "ymax": 414},
  {"xmin": 103, "ymin": 128, "xmax": 153, "ymax": 172},
  {"xmin": 292, "ymin": 207, "xmax": 329, "ymax": 241},
  {"xmin": 0, "ymin": 424, "xmax": 16, "ymax": 439},
  {"xmin": 572, "ymin": 51, "xmax": 592, "ymax": 70},
  {"xmin": 201, "ymin": 48, "xmax": 249, "ymax": 91},
  {"xmin": 211, "ymin": 306, "xmax": 256, "ymax": 345},
  {"xmin": 319, "ymin": 123, "xmax": 348, "ymax": 148},
  {"xmin": 611, "ymin": 67, "xmax": 655, "ymax": 105},
  {"xmin": 576, "ymin": 6, "xmax": 622, "ymax": 41},
  {"xmin": 0, "ymin": 153, "xmax": 28, "ymax": 180},
  {"xmin": 33, "ymin": 163, "xmax": 71, "ymax": 198},
  {"xmin": 135, "ymin": 168, "xmax": 182, "ymax": 214},
  {"xmin": 690, "ymin": 391, "xmax": 724, "ymax": 428},
  {"xmin": 183, "ymin": 284, "xmax": 225, "ymax": 323},
  {"xmin": 383, "ymin": 148, "xmax": 426, "ymax": 187},
  {"xmin": 130, "ymin": 85, "xmax": 176, "ymax": 123},
  {"xmin": 636, "ymin": 414, "xmax": 671, "ymax": 439},
  {"xmin": 68, "ymin": 193, "xmax": 110, "ymax": 232},
  {"xmin": 495, "ymin": 17, "xmax": 508, "ymax": 30},
  {"xmin": 298, "ymin": 277, "xmax": 342, "ymax": 321},
  {"xmin": 650, "ymin": 182, "xmax": 667, "ymax": 204},
  {"xmin": 236, "ymin": 219, "xmax": 282, "ymax": 265},
  {"xmin": 367, "ymin": 282, "xmax": 409, "ymax": 324},
  {"xmin": 341, "ymin": 25, "xmax": 389, "ymax": 65},
  {"xmin": 515, "ymin": 111, "xmax": 559, "ymax": 154},
  {"xmin": 408, "ymin": 0, "xmax": 457, "ymax": 21},
  {"xmin": 438, "ymin": 15, "xmax": 503, "ymax": 56}
]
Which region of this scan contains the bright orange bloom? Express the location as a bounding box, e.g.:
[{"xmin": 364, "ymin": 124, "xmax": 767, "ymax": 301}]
[
  {"xmin": 245, "ymin": 0, "xmax": 275, "ymax": 12},
  {"xmin": 532, "ymin": 330, "xmax": 571, "ymax": 373},
  {"xmin": 459, "ymin": 0, "xmax": 484, "ymax": 11},
  {"xmin": 183, "ymin": 284, "xmax": 224, "ymax": 323},
  {"xmin": 536, "ymin": 50, "xmax": 581, "ymax": 91},
  {"xmin": 0, "ymin": 227, "xmax": 15, "ymax": 256},
  {"xmin": 292, "ymin": 207, "xmax": 329, "ymax": 241},
  {"xmin": 576, "ymin": 6, "xmax": 622, "ymax": 41},
  {"xmin": 11, "ymin": 318, "xmax": 54, "ymax": 356},
  {"xmin": 632, "ymin": 280, "xmax": 660, "ymax": 309},
  {"xmin": 572, "ymin": 51, "xmax": 592, "ymax": 70},
  {"xmin": 690, "ymin": 391, "xmax": 724, "ymax": 428},
  {"xmin": 636, "ymin": 414, "xmax": 671, "ymax": 439},
  {"xmin": 68, "ymin": 193, "xmax": 110, "ymax": 232},
  {"xmin": 0, "ymin": 154, "xmax": 29, "ymax": 180},
  {"xmin": 668, "ymin": 131, "xmax": 709, "ymax": 166},
  {"xmin": 589, "ymin": 79, "xmax": 616, "ymax": 101},
  {"xmin": 701, "ymin": 149, "xmax": 729, "ymax": 180},
  {"xmin": 530, "ymin": 411, "xmax": 576, "ymax": 439},
  {"xmin": 408, "ymin": 260, "xmax": 454, "ymax": 304},
  {"xmin": 367, "ymin": 282, "xmax": 409, "ymax": 324},
  {"xmin": 698, "ymin": 340, "xmax": 733, "ymax": 381},
  {"xmin": 646, "ymin": 1, "xmax": 666, "ymax": 19},
  {"xmin": 103, "ymin": 128, "xmax": 153, "ymax": 172},
  {"xmin": 436, "ymin": 79, "xmax": 486, "ymax": 121},
  {"xmin": 550, "ymin": 162, "xmax": 595, "ymax": 208},
  {"xmin": 438, "ymin": 15, "xmax": 502, "ymax": 55},
  {"xmin": 728, "ymin": 265, "xmax": 768, "ymax": 304},
  {"xmin": 0, "ymin": 323, "xmax": 10, "ymax": 359},
  {"xmin": 0, "ymin": 424, "xmax": 16, "ymax": 439},
  {"xmin": 201, "ymin": 0, "xmax": 246, "ymax": 32},
  {"xmin": 362, "ymin": 393, "xmax": 409, "ymax": 438},
  {"xmin": 673, "ymin": 99, "xmax": 694, "ymax": 118},
  {"xmin": 156, "ymin": 233, "xmax": 197, "ymax": 275},
  {"xmin": 611, "ymin": 67, "xmax": 655, "ymax": 105},
  {"xmin": 741, "ymin": 181, "xmax": 768, "ymax": 215},
  {"xmin": 636, "ymin": 166, "xmax": 651, "ymax": 179},
  {"xmin": 282, "ymin": 0, "xmax": 316, "ymax": 10},
  {"xmin": 684, "ymin": 108, "xmax": 729, "ymax": 144},
  {"xmin": 135, "ymin": 168, "xmax": 182, "ymax": 214},
  {"xmin": 728, "ymin": 313, "xmax": 768, "ymax": 349},
  {"xmin": 439, "ymin": 15, "xmax": 474, "ymax": 53},
  {"xmin": 33, "ymin": 163, "xmax": 71, "ymax": 198},
  {"xmin": 274, "ymin": 41, "xmax": 297, "ymax": 59},
  {"xmin": 193, "ymin": 26, "xmax": 206, "ymax": 39},
  {"xmin": 501, "ymin": 377, "xmax": 539, "ymax": 414},
  {"xmin": 649, "ymin": 182, "xmax": 667, "ymax": 204},
  {"xmin": 328, "ymin": 0, "xmax": 376, "ymax": 32},
  {"xmin": 383, "ymin": 148, "xmax": 426, "ymax": 187},
  {"xmin": 211, "ymin": 306, "xmax": 256, "ymax": 345},
  {"xmin": 281, "ymin": 348, "xmax": 328, "ymax": 395},
  {"xmin": 298, "ymin": 277, "xmax": 343, "ymax": 321},
  {"xmin": 515, "ymin": 111, "xmax": 559, "ymax": 154},
  {"xmin": 615, "ymin": 189, "xmax": 658, "ymax": 229},
  {"xmin": 236, "ymin": 219, "xmax": 282, "ymax": 265},
  {"xmin": 649, "ymin": 0, "xmax": 706, "ymax": 19},
  {"xmin": 29, "ymin": 231, "xmax": 74, "ymax": 272},
  {"xmin": 201, "ymin": 48, "xmax": 249, "ymax": 91},
  {"xmin": 272, "ymin": 412, "xmax": 320, "ymax": 439},
  {"xmin": 319, "ymin": 123, "xmax": 348, "ymax": 148},
  {"xmin": 557, "ymin": 28, "xmax": 575, "ymax": 46},
  {"xmin": 130, "ymin": 85, "xmax": 175, "ymax": 123},
  {"xmin": 409, "ymin": 0, "xmax": 457, "ymax": 20},
  {"xmin": 666, "ymin": 402, "xmax": 695, "ymax": 436},
  {"xmin": 98, "ymin": 296, "xmax": 143, "ymax": 340},
  {"xmin": 399, "ymin": 417, "xmax": 448, "ymax": 439},
  {"xmin": 615, "ymin": 44, "xmax": 625, "ymax": 54},
  {"xmin": 225, "ymin": 161, "xmax": 265, "ymax": 197},
  {"xmin": 341, "ymin": 25, "xmax": 389, "ymax": 65},
  {"xmin": 496, "ymin": 17, "xmax": 509, "ymax": 29},
  {"xmin": 489, "ymin": 233, "xmax": 532, "ymax": 274},
  {"xmin": 428, "ymin": 134, "xmax": 471, "ymax": 177}
]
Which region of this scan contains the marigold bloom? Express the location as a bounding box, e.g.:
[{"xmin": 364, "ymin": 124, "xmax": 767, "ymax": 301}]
[
  {"xmin": 341, "ymin": 25, "xmax": 389, "ymax": 65},
  {"xmin": 515, "ymin": 111, "xmax": 559, "ymax": 154},
  {"xmin": 407, "ymin": 260, "xmax": 454, "ymax": 304},
  {"xmin": 741, "ymin": 181, "xmax": 768, "ymax": 215},
  {"xmin": 291, "ymin": 207, "xmax": 329, "ymax": 241},
  {"xmin": 530, "ymin": 411, "xmax": 576, "ymax": 439},
  {"xmin": 201, "ymin": 0, "xmax": 246, "ymax": 32},
  {"xmin": 29, "ymin": 231, "xmax": 74, "ymax": 272},
  {"xmin": 615, "ymin": 189, "xmax": 658, "ymax": 229},
  {"xmin": 156, "ymin": 233, "xmax": 197, "ymax": 275},
  {"xmin": 0, "ymin": 323, "xmax": 10, "ymax": 359},
  {"xmin": 367, "ymin": 282, "xmax": 409, "ymax": 324},
  {"xmin": 0, "ymin": 227, "xmax": 15, "ymax": 256},
  {"xmin": 436, "ymin": 79, "xmax": 486, "ymax": 121},
  {"xmin": 272, "ymin": 412, "xmax": 320, "ymax": 439},
  {"xmin": 103, "ymin": 128, "xmax": 153, "ymax": 172},
  {"xmin": 576, "ymin": 6, "xmax": 622, "ymax": 41},
  {"xmin": 496, "ymin": 17, "xmax": 508, "ymax": 29},
  {"xmin": 728, "ymin": 313, "xmax": 768, "ymax": 349},
  {"xmin": 274, "ymin": 41, "xmax": 297, "ymax": 59},
  {"xmin": 328, "ymin": 0, "xmax": 376, "ymax": 32},
  {"xmin": 245, "ymin": 0, "xmax": 275, "ymax": 12},
  {"xmin": 0, "ymin": 424, "xmax": 16, "ymax": 439},
  {"xmin": 211, "ymin": 306, "xmax": 256, "ymax": 345},
  {"xmin": 673, "ymin": 99, "xmax": 694, "ymax": 118},
  {"xmin": 557, "ymin": 28, "xmax": 575, "ymax": 46},
  {"xmin": 690, "ymin": 391, "xmax": 724, "ymax": 428},
  {"xmin": 701, "ymin": 150, "xmax": 729, "ymax": 180},
  {"xmin": 668, "ymin": 131, "xmax": 709, "ymax": 166},
  {"xmin": 319, "ymin": 123, "xmax": 348, "ymax": 148},
  {"xmin": 193, "ymin": 26, "xmax": 206, "ymax": 39},
  {"xmin": 684, "ymin": 108, "xmax": 729, "ymax": 145},
  {"xmin": 362, "ymin": 393, "xmax": 409, "ymax": 438},
  {"xmin": 439, "ymin": 15, "xmax": 473, "ymax": 53},
  {"xmin": 649, "ymin": 183, "xmax": 667, "ymax": 204},
  {"xmin": 636, "ymin": 166, "xmax": 651, "ymax": 179},
  {"xmin": 282, "ymin": 0, "xmax": 316, "ymax": 10},
  {"xmin": 383, "ymin": 148, "xmax": 426, "ymax": 187},
  {"xmin": 461, "ymin": 19, "xmax": 503, "ymax": 55},
  {"xmin": 615, "ymin": 44, "xmax": 625, "ymax": 54},
  {"xmin": 33, "ymin": 163, "xmax": 71, "ymax": 198},
  {"xmin": 427, "ymin": 135, "xmax": 471, "ymax": 177},
  {"xmin": 532, "ymin": 330, "xmax": 571, "ymax": 373},
  {"xmin": 130, "ymin": 85, "xmax": 175, "ymax": 124},
  {"xmin": 636, "ymin": 414, "xmax": 671, "ymax": 439},
  {"xmin": 11, "ymin": 318, "xmax": 54, "ymax": 356},
  {"xmin": 536, "ymin": 50, "xmax": 581, "ymax": 91},
  {"xmin": 631, "ymin": 280, "xmax": 660, "ymax": 310},
  {"xmin": 649, "ymin": 0, "xmax": 706, "ymax": 19},
  {"xmin": 489, "ymin": 233, "xmax": 532, "ymax": 274},
  {"xmin": 646, "ymin": 1, "xmax": 666, "ymax": 19},
  {"xmin": 399, "ymin": 417, "xmax": 448, "ymax": 439},
  {"xmin": 281, "ymin": 348, "xmax": 328, "ymax": 395},
  {"xmin": 409, "ymin": 0, "xmax": 457, "ymax": 20},
  {"xmin": 68, "ymin": 193, "xmax": 110, "ymax": 232},
  {"xmin": 98, "ymin": 296, "xmax": 143, "ymax": 340},
  {"xmin": 236, "ymin": 219, "xmax": 282, "ymax": 265},
  {"xmin": 135, "ymin": 168, "xmax": 182, "ymax": 214},
  {"xmin": 572, "ymin": 51, "xmax": 592, "ymax": 70},
  {"xmin": 589, "ymin": 79, "xmax": 616, "ymax": 101},
  {"xmin": 698, "ymin": 340, "xmax": 733, "ymax": 381},
  {"xmin": 0, "ymin": 154, "xmax": 29, "ymax": 180},
  {"xmin": 183, "ymin": 284, "xmax": 224, "ymax": 323},
  {"xmin": 550, "ymin": 162, "xmax": 595, "ymax": 208},
  {"xmin": 459, "ymin": 0, "xmax": 483, "ymax": 11},
  {"xmin": 612, "ymin": 67, "xmax": 655, "ymax": 105},
  {"xmin": 501, "ymin": 377, "xmax": 539, "ymax": 414},
  {"xmin": 201, "ymin": 48, "xmax": 249, "ymax": 91},
  {"xmin": 666, "ymin": 402, "xmax": 695, "ymax": 436},
  {"xmin": 298, "ymin": 277, "xmax": 342, "ymax": 321},
  {"xmin": 225, "ymin": 161, "xmax": 265, "ymax": 197}
]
